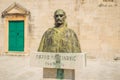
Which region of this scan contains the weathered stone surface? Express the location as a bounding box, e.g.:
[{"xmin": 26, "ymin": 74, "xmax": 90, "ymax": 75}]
[
  {"xmin": 0, "ymin": 56, "xmax": 120, "ymax": 80},
  {"xmin": 30, "ymin": 52, "xmax": 86, "ymax": 80},
  {"xmin": 30, "ymin": 52, "xmax": 86, "ymax": 69},
  {"xmin": 0, "ymin": 0, "xmax": 120, "ymax": 59}
]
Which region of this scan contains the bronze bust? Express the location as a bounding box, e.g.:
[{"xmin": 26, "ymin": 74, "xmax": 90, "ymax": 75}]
[
  {"xmin": 38, "ymin": 9, "xmax": 81, "ymax": 79},
  {"xmin": 38, "ymin": 9, "xmax": 81, "ymax": 53}
]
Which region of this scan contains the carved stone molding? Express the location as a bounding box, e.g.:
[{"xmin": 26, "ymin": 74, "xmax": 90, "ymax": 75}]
[{"xmin": 1, "ymin": 2, "xmax": 30, "ymax": 18}]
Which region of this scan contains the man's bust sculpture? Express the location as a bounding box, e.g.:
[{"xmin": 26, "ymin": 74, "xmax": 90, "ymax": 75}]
[
  {"xmin": 38, "ymin": 9, "xmax": 81, "ymax": 53},
  {"xmin": 38, "ymin": 9, "xmax": 81, "ymax": 79}
]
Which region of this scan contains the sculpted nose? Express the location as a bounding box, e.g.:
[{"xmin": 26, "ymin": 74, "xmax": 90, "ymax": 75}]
[{"xmin": 57, "ymin": 16, "xmax": 61, "ymax": 19}]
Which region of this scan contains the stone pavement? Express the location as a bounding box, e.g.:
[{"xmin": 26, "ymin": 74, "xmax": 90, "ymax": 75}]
[{"xmin": 0, "ymin": 56, "xmax": 120, "ymax": 80}]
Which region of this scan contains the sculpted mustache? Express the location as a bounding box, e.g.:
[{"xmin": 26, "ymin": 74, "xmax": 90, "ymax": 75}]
[{"xmin": 56, "ymin": 19, "xmax": 62, "ymax": 21}]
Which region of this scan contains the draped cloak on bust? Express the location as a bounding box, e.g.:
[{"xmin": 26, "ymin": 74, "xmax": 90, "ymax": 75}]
[{"xmin": 38, "ymin": 25, "xmax": 81, "ymax": 53}]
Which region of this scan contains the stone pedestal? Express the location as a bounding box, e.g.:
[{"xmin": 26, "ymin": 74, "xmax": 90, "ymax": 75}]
[
  {"xmin": 30, "ymin": 52, "xmax": 86, "ymax": 80},
  {"xmin": 43, "ymin": 68, "xmax": 74, "ymax": 80}
]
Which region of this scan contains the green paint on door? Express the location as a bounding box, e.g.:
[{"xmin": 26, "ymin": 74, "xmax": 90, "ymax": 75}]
[{"xmin": 9, "ymin": 21, "xmax": 24, "ymax": 51}]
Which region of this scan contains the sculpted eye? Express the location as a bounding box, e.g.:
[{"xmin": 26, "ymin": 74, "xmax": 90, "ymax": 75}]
[
  {"xmin": 55, "ymin": 14, "xmax": 63, "ymax": 17},
  {"xmin": 55, "ymin": 15, "xmax": 59, "ymax": 17},
  {"xmin": 60, "ymin": 15, "xmax": 63, "ymax": 17}
]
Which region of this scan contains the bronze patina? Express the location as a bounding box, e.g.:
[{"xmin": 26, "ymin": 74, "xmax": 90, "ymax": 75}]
[{"xmin": 38, "ymin": 9, "xmax": 81, "ymax": 79}]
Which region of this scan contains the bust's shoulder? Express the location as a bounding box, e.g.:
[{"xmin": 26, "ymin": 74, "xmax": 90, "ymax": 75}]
[
  {"xmin": 65, "ymin": 28, "xmax": 76, "ymax": 34},
  {"xmin": 47, "ymin": 27, "xmax": 54, "ymax": 30},
  {"xmin": 45, "ymin": 28, "xmax": 54, "ymax": 32},
  {"xmin": 67, "ymin": 28, "xmax": 73, "ymax": 31}
]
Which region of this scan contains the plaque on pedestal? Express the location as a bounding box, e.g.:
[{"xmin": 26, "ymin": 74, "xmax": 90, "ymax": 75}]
[{"xmin": 30, "ymin": 52, "xmax": 86, "ymax": 80}]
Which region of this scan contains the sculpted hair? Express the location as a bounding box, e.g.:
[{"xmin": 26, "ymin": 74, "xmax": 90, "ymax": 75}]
[{"xmin": 54, "ymin": 9, "xmax": 66, "ymax": 18}]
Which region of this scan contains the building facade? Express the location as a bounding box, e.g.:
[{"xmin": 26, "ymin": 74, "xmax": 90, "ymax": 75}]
[{"xmin": 0, "ymin": 0, "xmax": 120, "ymax": 60}]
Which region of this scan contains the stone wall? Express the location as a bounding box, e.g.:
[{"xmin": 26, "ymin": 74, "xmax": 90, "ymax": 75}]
[
  {"xmin": 0, "ymin": 0, "xmax": 120, "ymax": 60},
  {"xmin": 78, "ymin": 0, "xmax": 120, "ymax": 60}
]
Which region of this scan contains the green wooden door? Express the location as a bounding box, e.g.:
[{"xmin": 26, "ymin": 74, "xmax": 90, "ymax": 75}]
[{"xmin": 9, "ymin": 21, "xmax": 24, "ymax": 51}]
